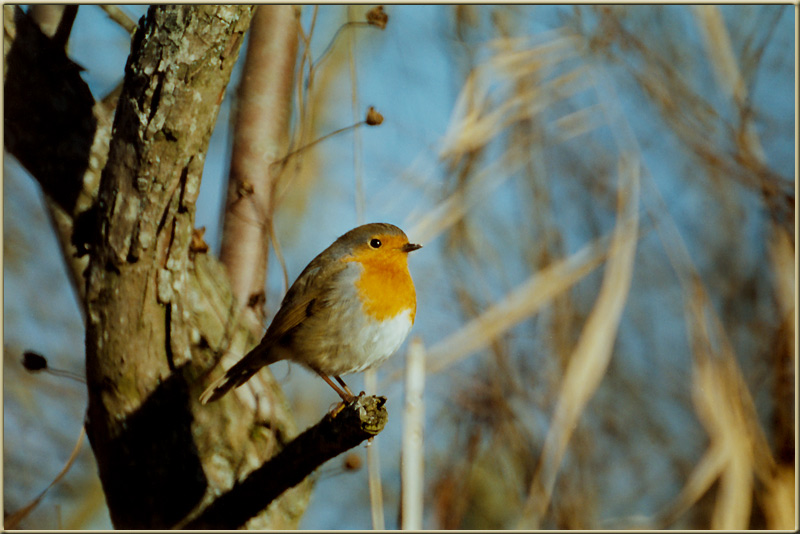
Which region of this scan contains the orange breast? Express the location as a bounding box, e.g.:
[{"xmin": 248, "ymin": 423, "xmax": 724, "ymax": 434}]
[{"xmin": 350, "ymin": 254, "xmax": 417, "ymax": 322}]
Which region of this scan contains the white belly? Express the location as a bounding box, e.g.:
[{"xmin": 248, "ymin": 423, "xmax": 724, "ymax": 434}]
[{"xmin": 292, "ymin": 307, "xmax": 414, "ymax": 376}]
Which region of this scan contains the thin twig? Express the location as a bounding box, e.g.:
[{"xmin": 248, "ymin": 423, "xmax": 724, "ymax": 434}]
[
  {"xmin": 272, "ymin": 120, "xmax": 367, "ymax": 177},
  {"xmin": 291, "ymin": 5, "xmax": 316, "ymax": 162},
  {"xmin": 349, "ymin": 6, "xmax": 365, "ymax": 225},
  {"xmin": 307, "ymin": 21, "xmax": 372, "ymax": 89},
  {"xmin": 267, "ymin": 217, "xmax": 290, "ymax": 296},
  {"xmin": 5, "ymin": 426, "xmax": 86, "ymax": 529}
]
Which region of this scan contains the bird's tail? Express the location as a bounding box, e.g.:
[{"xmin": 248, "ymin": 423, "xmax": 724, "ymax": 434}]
[
  {"xmin": 199, "ymin": 344, "xmax": 276, "ymax": 404},
  {"xmin": 198, "ymin": 362, "xmax": 257, "ymax": 405}
]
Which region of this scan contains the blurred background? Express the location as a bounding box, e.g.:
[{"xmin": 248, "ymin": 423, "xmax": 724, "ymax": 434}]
[{"xmin": 3, "ymin": 4, "xmax": 795, "ymax": 529}]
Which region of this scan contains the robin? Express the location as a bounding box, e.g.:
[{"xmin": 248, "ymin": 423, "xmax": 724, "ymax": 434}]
[{"xmin": 200, "ymin": 222, "xmax": 421, "ymax": 405}]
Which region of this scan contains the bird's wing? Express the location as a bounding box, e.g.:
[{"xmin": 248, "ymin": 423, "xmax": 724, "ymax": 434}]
[{"xmin": 263, "ymin": 254, "xmax": 351, "ymax": 342}]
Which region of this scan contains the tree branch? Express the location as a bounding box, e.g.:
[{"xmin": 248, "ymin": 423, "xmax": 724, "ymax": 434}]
[
  {"xmin": 219, "ymin": 5, "xmax": 299, "ymax": 328},
  {"xmin": 99, "ymin": 4, "xmax": 138, "ymax": 35},
  {"xmin": 184, "ymin": 395, "xmax": 389, "ymax": 530}
]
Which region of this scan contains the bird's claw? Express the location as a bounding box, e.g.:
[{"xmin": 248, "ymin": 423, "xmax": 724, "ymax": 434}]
[{"xmin": 330, "ymin": 391, "xmax": 368, "ymax": 417}]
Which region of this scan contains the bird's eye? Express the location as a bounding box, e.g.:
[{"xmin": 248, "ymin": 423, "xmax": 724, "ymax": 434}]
[{"xmin": 369, "ymin": 238, "xmax": 382, "ymax": 249}]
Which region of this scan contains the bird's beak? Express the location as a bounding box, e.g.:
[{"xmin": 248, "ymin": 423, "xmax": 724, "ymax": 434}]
[{"xmin": 402, "ymin": 242, "xmax": 422, "ymax": 253}]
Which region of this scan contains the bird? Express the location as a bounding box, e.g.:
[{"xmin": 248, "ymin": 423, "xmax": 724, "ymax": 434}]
[{"xmin": 199, "ymin": 222, "xmax": 421, "ymax": 405}]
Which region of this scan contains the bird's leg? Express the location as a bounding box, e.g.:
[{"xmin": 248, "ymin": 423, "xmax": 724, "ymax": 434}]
[
  {"xmin": 316, "ymin": 371, "xmax": 356, "ymax": 404},
  {"xmin": 334, "ymin": 375, "xmax": 357, "ymax": 398}
]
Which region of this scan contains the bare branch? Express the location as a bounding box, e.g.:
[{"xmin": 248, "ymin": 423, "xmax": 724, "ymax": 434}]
[
  {"xmin": 99, "ymin": 5, "xmax": 138, "ymax": 35},
  {"xmin": 219, "ymin": 5, "xmax": 299, "ymax": 327},
  {"xmin": 184, "ymin": 395, "xmax": 388, "ymax": 530}
]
